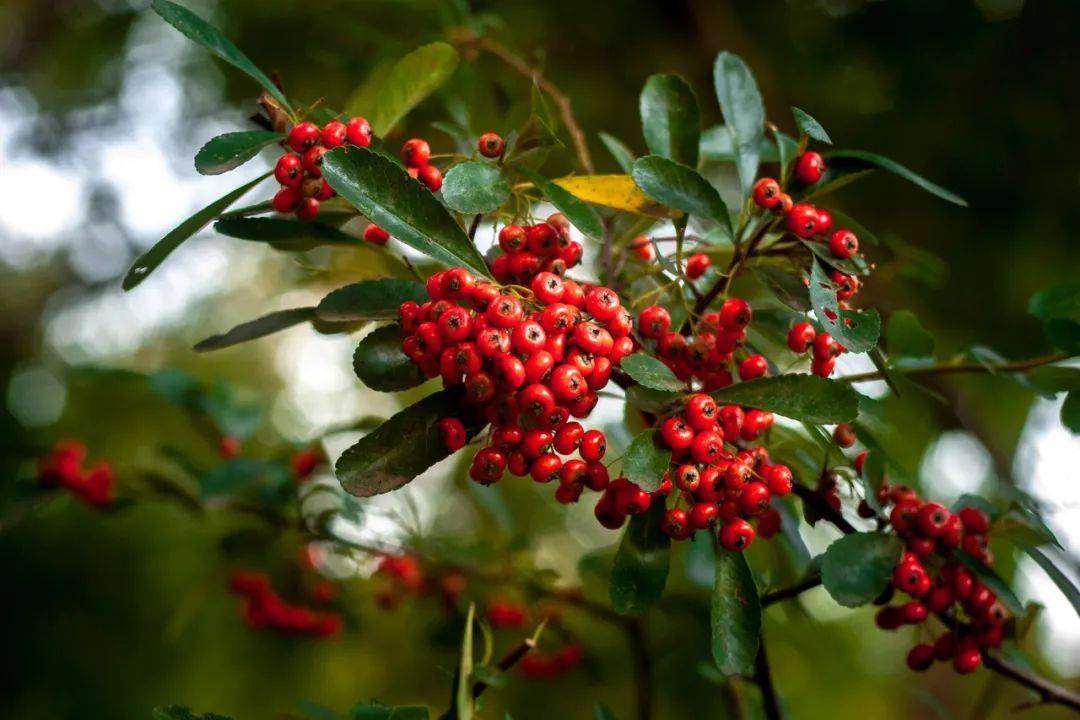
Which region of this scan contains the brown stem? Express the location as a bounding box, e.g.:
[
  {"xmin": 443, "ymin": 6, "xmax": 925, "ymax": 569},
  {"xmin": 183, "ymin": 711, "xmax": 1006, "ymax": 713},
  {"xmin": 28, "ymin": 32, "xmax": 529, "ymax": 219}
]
[
  {"xmin": 684, "ymin": 217, "xmax": 776, "ymax": 332},
  {"xmin": 839, "ymin": 352, "xmax": 1069, "ymax": 384},
  {"xmin": 791, "ymin": 483, "xmax": 857, "ymax": 534},
  {"xmin": 761, "ymin": 574, "xmax": 822, "ymax": 607},
  {"xmin": 754, "ymin": 637, "xmax": 784, "ymax": 720},
  {"xmin": 470, "ymin": 635, "xmax": 537, "ymax": 700},
  {"xmin": 453, "ymin": 32, "xmax": 594, "ymax": 174}
]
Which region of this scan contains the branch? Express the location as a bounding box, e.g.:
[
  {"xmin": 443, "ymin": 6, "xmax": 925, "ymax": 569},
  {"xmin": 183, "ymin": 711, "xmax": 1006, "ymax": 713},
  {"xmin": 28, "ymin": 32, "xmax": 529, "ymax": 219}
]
[
  {"xmin": 684, "ymin": 217, "xmax": 776, "ymax": 332},
  {"xmin": 626, "ymin": 618, "xmax": 654, "ymax": 720},
  {"xmin": 790, "ymin": 483, "xmax": 857, "ymax": 534},
  {"xmin": 761, "ymin": 573, "xmax": 822, "ymax": 607},
  {"xmin": 754, "ymin": 638, "xmax": 784, "ymax": 720},
  {"xmin": 839, "ymin": 352, "xmax": 1069, "ymax": 384},
  {"xmin": 453, "ymin": 31, "xmax": 594, "ymax": 174}
]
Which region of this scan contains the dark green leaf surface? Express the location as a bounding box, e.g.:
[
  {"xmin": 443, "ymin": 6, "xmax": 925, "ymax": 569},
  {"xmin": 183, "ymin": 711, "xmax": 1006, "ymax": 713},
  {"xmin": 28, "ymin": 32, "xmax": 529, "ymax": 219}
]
[
  {"xmin": 639, "ymin": 73, "xmax": 700, "ymax": 168},
  {"xmin": 317, "ymin": 279, "xmax": 426, "ymax": 322},
  {"xmin": 621, "ymin": 430, "xmax": 672, "ymax": 493},
  {"xmin": 1063, "ymin": 391, "xmax": 1080, "ymax": 433},
  {"xmin": 353, "ymin": 324, "xmax": 425, "ymax": 392},
  {"xmin": 124, "ymin": 172, "xmax": 269, "ymax": 290},
  {"xmin": 1029, "ymin": 282, "xmax": 1080, "ymax": 322},
  {"xmin": 711, "ymin": 548, "xmax": 760, "ymax": 676},
  {"xmin": 821, "ymin": 532, "xmax": 903, "ymax": 607},
  {"xmin": 599, "ymin": 132, "xmax": 636, "ymax": 173},
  {"xmin": 348, "ymin": 42, "xmax": 459, "ymax": 137},
  {"xmin": 624, "ymin": 385, "xmax": 681, "ymax": 414},
  {"xmin": 823, "ymin": 150, "xmax": 967, "ymax": 207},
  {"xmin": 194, "ymin": 131, "xmax": 282, "ymax": 175},
  {"xmin": 791, "ymin": 107, "xmax": 832, "ymax": 144},
  {"xmin": 631, "ymin": 155, "xmax": 732, "ymax": 236},
  {"xmin": 1045, "ymin": 319, "xmax": 1080, "ymax": 354},
  {"xmin": 351, "ymin": 700, "xmax": 430, "ymax": 720},
  {"xmin": 753, "ymin": 266, "xmax": 810, "ymax": 312},
  {"xmin": 699, "ymin": 125, "xmax": 777, "ymax": 163},
  {"xmin": 620, "ymin": 353, "xmax": 684, "ymax": 392},
  {"xmin": 886, "ymin": 310, "xmax": 935, "ymax": 359},
  {"xmin": 713, "ymin": 52, "xmax": 765, "ymax": 197},
  {"xmin": 441, "ymin": 161, "xmax": 510, "ymax": 214},
  {"xmin": 322, "ymin": 147, "xmax": 490, "ymax": 277},
  {"xmin": 808, "ymin": 259, "xmax": 881, "ymax": 354},
  {"xmin": 610, "ymin": 500, "xmax": 671, "ymax": 615},
  {"xmin": 336, "ymin": 388, "xmax": 483, "ymax": 497},
  {"xmin": 214, "ymin": 217, "xmax": 359, "ymax": 247},
  {"xmin": 710, "ymin": 375, "xmax": 859, "ymax": 424},
  {"xmin": 151, "ymin": 0, "xmax": 292, "ymax": 113},
  {"xmin": 1024, "ymin": 547, "xmax": 1080, "ymax": 618},
  {"xmin": 154, "ymin": 705, "xmax": 233, "ymax": 720},
  {"xmin": 521, "ymin": 170, "xmax": 604, "ymax": 238},
  {"xmin": 194, "ymin": 307, "xmax": 315, "ymax": 352}
]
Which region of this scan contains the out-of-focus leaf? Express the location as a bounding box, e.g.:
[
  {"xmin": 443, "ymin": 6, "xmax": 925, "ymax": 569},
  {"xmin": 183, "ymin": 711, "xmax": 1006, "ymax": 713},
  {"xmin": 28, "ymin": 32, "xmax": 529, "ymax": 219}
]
[
  {"xmin": 886, "ymin": 310, "xmax": 935, "ymax": 359},
  {"xmin": 598, "ymin": 132, "xmax": 636, "ymax": 173},
  {"xmin": 194, "ymin": 307, "xmax": 316, "ymax": 352},
  {"xmin": 552, "ymin": 175, "xmax": 676, "ymax": 218},
  {"xmin": 455, "ymin": 604, "xmax": 476, "ymax": 720},
  {"xmin": 350, "ymin": 700, "xmax": 429, "ymax": 720},
  {"xmin": 621, "ymin": 430, "xmax": 671, "ymax": 493},
  {"xmin": 611, "ymin": 500, "xmax": 671, "ymax": 615},
  {"xmin": 821, "ymin": 532, "xmax": 903, "ymax": 607},
  {"xmin": 153, "ymin": 706, "xmax": 233, "ymax": 720},
  {"xmin": 317, "ymin": 279, "xmax": 426, "ymax": 322},
  {"xmin": 791, "ymin": 107, "xmax": 832, "ymax": 144},
  {"xmin": 521, "ymin": 170, "xmax": 603, "ymax": 238},
  {"xmin": 713, "ymin": 52, "xmax": 765, "ymax": 197},
  {"xmin": 1029, "ymin": 282, "xmax": 1080, "ymax": 323},
  {"xmin": 214, "ymin": 217, "xmax": 358, "ymax": 249},
  {"xmin": 808, "ymin": 259, "xmax": 881, "ymax": 354},
  {"xmin": 1023, "ymin": 548, "xmax": 1080, "ymax": 618},
  {"xmin": 1063, "ymin": 391, "xmax": 1080, "ymax": 433},
  {"xmin": 353, "ymin": 324, "xmax": 425, "ymax": 392},
  {"xmin": 199, "ymin": 458, "xmax": 266, "ymax": 499},
  {"xmin": 711, "ymin": 548, "xmax": 760, "ymax": 676},
  {"xmin": 753, "ymin": 266, "xmax": 810, "ymax": 312},
  {"xmin": 631, "ymin": 155, "xmax": 732, "ymax": 236},
  {"xmin": 1045, "ymin": 319, "xmax": 1080, "ymax": 354},
  {"xmin": 823, "ymin": 150, "xmax": 967, "ymax": 207},
  {"xmin": 639, "ymin": 73, "xmax": 700, "ymax": 167},
  {"xmin": 194, "ymin": 131, "xmax": 282, "ymax": 175},
  {"xmin": 620, "ymin": 354, "xmax": 684, "ymax": 392},
  {"xmin": 710, "ymin": 375, "xmax": 859, "ymax": 424},
  {"xmin": 442, "ymin": 161, "xmax": 510, "ymax": 214}
]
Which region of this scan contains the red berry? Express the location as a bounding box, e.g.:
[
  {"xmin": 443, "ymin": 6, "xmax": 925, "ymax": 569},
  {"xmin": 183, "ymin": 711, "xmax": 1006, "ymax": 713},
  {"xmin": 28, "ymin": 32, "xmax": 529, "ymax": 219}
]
[
  {"xmin": 661, "ymin": 417, "xmax": 694, "ymax": 450},
  {"xmin": 531, "ymin": 271, "xmax": 565, "ymax": 304},
  {"xmin": 418, "ymin": 164, "xmax": 442, "ymax": 192},
  {"xmin": 287, "ymin": 122, "xmax": 320, "ymax": 153},
  {"xmin": 719, "ymin": 518, "xmax": 755, "ymax": 551},
  {"xmin": 718, "ymin": 298, "xmax": 752, "ymax": 331},
  {"xmin": 439, "ymin": 418, "xmax": 467, "ymax": 451},
  {"xmin": 685, "ymin": 394, "xmax": 718, "ymax": 430},
  {"xmin": 321, "ymin": 121, "xmax": 347, "ymax": 149},
  {"xmin": 661, "ymin": 508, "xmax": 689, "ymax": 538},
  {"xmin": 958, "ymin": 507, "xmax": 991, "ymax": 534},
  {"xmin": 787, "ymin": 322, "xmax": 816, "ymax": 353},
  {"xmin": 296, "ymin": 197, "xmax": 320, "ymax": 220},
  {"xmin": 526, "ymin": 223, "xmax": 559, "ymax": 256},
  {"xmin": 916, "ymin": 503, "xmax": 951, "ymax": 537},
  {"xmin": 272, "ymin": 187, "xmax": 301, "ymax": 213},
  {"xmin": 762, "ymin": 464, "xmax": 793, "ymax": 496},
  {"xmin": 631, "ymin": 235, "xmax": 656, "ymax": 262},
  {"xmin": 584, "ymin": 287, "xmax": 621, "ymax": 321},
  {"xmin": 829, "ymin": 229, "xmax": 859, "ymax": 259},
  {"xmin": 274, "ymin": 153, "xmax": 304, "ymax": 188},
  {"xmin": 553, "ymin": 422, "xmax": 584, "ymax": 455},
  {"xmin": 757, "ymin": 508, "xmax": 781, "ymax": 538},
  {"xmin": 752, "ymin": 177, "xmax": 781, "ymax": 208},
  {"xmin": 813, "ymin": 332, "xmax": 842, "ymax": 360},
  {"xmin": 579, "ymin": 429, "xmax": 607, "ymax": 462},
  {"xmin": 953, "ymin": 647, "xmax": 982, "ymax": 674},
  {"xmin": 530, "ymin": 453, "xmax": 562, "ymax": 483},
  {"xmin": 787, "ymin": 203, "xmax": 819, "ymax": 238},
  {"xmin": 690, "ymin": 430, "xmax": 724, "ymax": 464},
  {"xmin": 478, "ymin": 132, "xmax": 505, "ymax": 158},
  {"xmin": 346, "ymin": 117, "xmax": 372, "ymax": 147},
  {"xmin": 498, "ymin": 225, "xmax": 527, "ymax": 253},
  {"xmin": 900, "ymin": 601, "xmax": 928, "ymax": 624},
  {"xmin": 674, "ymin": 464, "xmax": 701, "ymax": 492},
  {"xmin": 739, "ymin": 481, "xmax": 771, "ymax": 516},
  {"xmin": 794, "ymin": 151, "xmax": 825, "ymax": 185},
  {"xmin": 638, "ymin": 306, "xmax": 671, "ymax": 339},
  {"xmin": 301, "ymin": 146, "xmax": 328, "ymax": 177},
  {"xmin": 685, "ymin": 253, "xmax": 711, "ymax": 279},
  {"xmin": 906, "ymin": 644, "xmax": 935, "ymax": 671},
  {"xmin": 470, "ymin": 447, "xmax": 506, "ymax": 484},
  {"xmin": 833, "ymin": 423, "xmax": 856, "ymax": 448},
  {"xmin": 487, "ymin": 295, "xmax": 524, "ymax": 328},
  {"xmin": 401, "ymin": 138, "xmax": 430, "ymax": 168},
  {"xmin": 738, "ymin": 354, "xmax": 767, "ymax": 381}
]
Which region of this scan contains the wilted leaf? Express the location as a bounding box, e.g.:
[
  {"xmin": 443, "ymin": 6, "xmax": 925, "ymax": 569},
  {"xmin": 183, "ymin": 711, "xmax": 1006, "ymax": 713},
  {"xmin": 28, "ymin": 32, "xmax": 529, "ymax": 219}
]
[
  {"xmin": 521, "ymin": 170, "xmax": 603, "ymax": 238},
  {"xmin": 552, "ymin": 175, "xmax": 676, "ymax": 217}
]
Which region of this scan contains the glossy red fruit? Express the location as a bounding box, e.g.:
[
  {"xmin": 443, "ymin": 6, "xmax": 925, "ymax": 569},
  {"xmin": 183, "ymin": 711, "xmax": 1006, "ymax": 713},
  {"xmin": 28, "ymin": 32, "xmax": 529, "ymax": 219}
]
[
  {"xmin": 953, "ymin": 646, "xmax": 983, "ymax": 674},
  {"xmin": 498, "ymin": 224, "xmax": 527, "ymax": 253},
  {"xmin": 689, "ymin": 502, "xmax": 719, "ymax": 530},
  {"xmin": 787, "ymin": 322, "xmax": 816, "ymax": 353},
  {"xmin": 346, "ymin": 117, "xmax": 372, "ymax": 147},
  {"xmin": 762, "ymin": 464, "xmax": 793, "ymax": 496},
  {"xmin": 958, "ymin": 507, "xmax": 991, "ymax": 534},
  {"xmin": 794, "ymin": 151, "xmax": 826, "ymax": 185},
  {"xmin": 579, "ymin": 429, "xmax": 607, "ymax": 462},
  {"xmin": 829, "ymin": 229, "xmax": 859, "ymax": 259},
  {"xmin": 637, "ymin": 306, "xmax": 671, "ymax": 339},
  {"xmin": 900, "ymin": 601, "xmax": 928, "ymax": 624},
  {"xmin": 833, "ymin": 423, "xmax": 856, "ymax": 448},
  {"xmin": 719, "ymin": 518, "xmax": 755, "ymax": 551},
  {"xmin": 439, "ymin": 418, "xmax": 467, "ymax": 451},
  {"xmin": 287, "ymin": 122, "xmax": 321, "ymax": 152},
  {"xmin": 401, "ymin": 138, "xmax": 431, "ymax": 168},
  {"xmin": 296, "ymin": 197, "xmax": 320, "ymax": 220},
  {"xmin": 787, "ymin": 203, "xmax": 820, "ymax": 238},
  {"xmin": 418, "ymin": 164, "xmax": 442, "ymax": 192},
  {"xmin": 470, "ymin": 447, "xmax": 506, "ymax": 484},
  {"xmin": 530, "ymin": 453, "xmax": 562, "ymax": 483},
  {"xmin": 478, "ymin": 132, "xmax": 505, "ymax": 158},
  {"xmin": 685, "ymin": 394, "xmax": 718, "ymax": 430},
  {"xmin": 738, "ymin": 354, "xmax": 767, "ymax": 381},
  {"xmin": 917, "ymin": 503, "xmax": 951, "ymax": 537},
  {"xmin": 752, "ymin": 177, "xmax": 781, "ymax": 208},
  {"xmin": 718, "ymin": 297, "xmax": 752, "ymax": 331},
  {"xmin": 685, "ymin": 253, "xmax": 711, "ymax": 279},
  {"xmin": 907, "ymin": 644, "xmax": 935, "ymax": 671},
  {"xmin": 272, "ymin": 187, "xmax": 301, "ymax": 213},
  {"xmin": 274, "ymin": 153, "xmax": 304, "ymax": 188},
  {"xmin": 661, "ymin": 508, "xmax": 689, "ymax": 537}
]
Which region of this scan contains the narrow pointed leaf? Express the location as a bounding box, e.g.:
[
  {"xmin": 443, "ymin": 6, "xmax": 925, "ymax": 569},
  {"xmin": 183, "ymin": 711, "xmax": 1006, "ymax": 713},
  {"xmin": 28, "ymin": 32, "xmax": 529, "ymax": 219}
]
[
  {"xmin": 346, "ymin": 42, "xmax": 459, "ymax": 137},
  {"xmin": 124, "ymin": 172, "xmax": 269, "ymax": 290},
  {"xmin": 151, "ymin": 0, "xmax": 292, "ymax": 113},
  {"xmin": 336, "ymin": 388, "xmax": 484, "ymax": 497},
  {"xmin": 442, "ymin": 161, "xmax": 510, "ymax": 214},
  {"xmin": 622, "ymin": 430, "xmax": 672, "ymax": 493},
  {"xmin": 317, "ymin": 279, "xmax": 427, "ymax": 322},
  {"xmin": 322, "ymin": 147, "xmax": 490, "ymax": 277},
  {"xmin": 823, "ymin": 150, "xmax": 967, "ymax": 207},
  {"xmin": 640, "ymin": 73, "xmax": 700, "ymax": 167},
  {"xmin": 520, "ymin": 170, "xmax": 604, "ymax": 238},
  {"xmin": 213, "ymin": 217, "xmax": 360, "ymax": 248},
  {"xmin": 791, "ymin": 107, "xmax": 832, "ymax": 144},
  {"xmin": 620, "ymin": 353, "xmax": 684, "ymax": 392},
  {"xmin": 631, "ymin": 155, "xmax": 732, "ymax": 236},
  {"xmin": 821, "ymin": 532, "xmax": 903, "ymax": 607},
  {"xmin": 598, "ymin": 132, "xmax": 636, "ymax": 173},
  {"xmin": 611, "ymin": 500, "xmax": 671, "ymax": 615},
  {"xmin": 1024, "ymin": 547, "xmax": 1080, "ymax": 618},
  {"xmin": 713, "ymin": 52, "xmax": 765, "ymax": 197},
  {"xmin": 711, "ymin": 548, "xmax": 760, "ymax": 676},
  {"xmin": 710, "ymin": 375, "xmax": 858, "ymax": 424},
  {"xmin": 353, "ymin": 324, "xmax": 425, "ymax": 392},
  {"xmin": 194, "ymin": 131, "xmax": 283, "ymax": 175},
  {"xmin": 808, "ymin": 259, "xmax": 881, "ymax": 354},
  {"xmin": 194, "ymin": 307, "xmax": 315, "ymax": 351}
]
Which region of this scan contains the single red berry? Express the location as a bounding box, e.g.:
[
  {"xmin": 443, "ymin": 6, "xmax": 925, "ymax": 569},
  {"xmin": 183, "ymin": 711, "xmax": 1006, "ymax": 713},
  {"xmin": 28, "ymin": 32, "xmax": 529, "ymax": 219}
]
[
  {"xmin": 787, "ymin": 322, "xmax": 816, "ymax": 353},
  {"xmin": 287, "ymin": 122, "xmax": 321, "ymax": 153},
  {"xmin": 511, "ymin": 320, "xmax": 547, "ymax": 355},
  {"xmin": 579, "ymin": 429, "xmax": 607, "ymax": 462},
  {"xmin": 274, "ymin": 153, "xmax": 304, "ymax": 188},
  {"xmin": 719, "ymin": 518, "xmax": 755, "ymax": 551},
  {"xmin": 674, "ymin": 464, "xmax": 701, "ymax": 492},
  {"xmin": 689, "ymin": 502, "xmax": 719, "ymax": 530},
  {"xmin": 718, "ymin": 297, "xmax": 752, "ymax": 331},
  {"xmin": 762, "ymin": 464, "xmax": 793, "ymax": 496},
  {"xmin": 829, "ymin": 229, "xmax": 859, "ymax": 259},
  {"xmin": 794, "ymin": 151, "xmax": 826, "ymax": 185},
  {"xmin": 813, "ymin": 332, "xmax": 843, "ymax": 360},
  {"xmin": 615, "ymin": 484, "xmax": 653, "ymax": 516},
  {"xmin": 685, "ymin": 394, "xmax": 718, "ymax": 430},
  {"xmin": 638, "ymin": 305, "xmax": 671, "ymax": 339},
  {"xmin": 218, "ymin": 435, "xmax": 241, "ymax": 459},
  {"xmin": 661, "ymin": 417, "xmax": 694, "ymax": 450},
  {"xmin": 787, "ymin": 203, "xmax": 820, "ymax": 238},
  {"xmin": 531, "ymin": 271, "xmax": 565, "ymax": 304},
  {"xmin": 418, "ymin": 164, "xmax": 442, "ymax": 192},
  {"xmin": 816, "ymin": 209, "xmax": 833, "ymax": 234},
  {"xmin": 774, "ymin": 193, "xmax": 794, "ymax": 214},
  {"xmin": 346, "ymin": 117, "xmax": 372, "ymax": 147},
  {"xmin": 584, "ymin": 287, "xmax": 621, "ymax": 321},
  {"xmin": 739, "ymin": 481, "xmax": 771, "ymax": 516},
  {"xmin": 439, "ymin": 418, "xmax": 467, "ymax": 451},
  {"xmin": 402, "ymin": 138, "xmax": 431, "ymax": 168},
  {"xmin": 478, "ymin": 132, "xmax": 505, "ymax": 158},
  {"xmin": 953, "ymin": 647, "xmax": 982, "ymax": 674},
  {"xmin": 893, "ymin": 563, "xmax": 931, "ymax": 598},
  {"xmin": 301, "ymin": 146, "xmax": 328, "ymax": 177},
  {"xmin": 661, "ymin": 507, "xmax": 689, "ymax": 538},
  {"xmin": 907, "ymin": 644, "xmax": 935, "ymax": 672},
  {"xmin": 526, "ymin": 223, "xmax": 559, "ymax": 256},
  {"xmin": 685, "ymin": 253, "xmax": 711, "ymax": 279},
  {"xmin": 550, "ymin": 364, "xmax": 587, "ymax": 402},
  {"xmin": 470, "ymin": 447, "xmax": 507, "ymax": 484},
  {"xmin": 958, "ymin": 507, "xmax": 991, "ymax": 534},
  {"xmin": 296, "ymin": 197, "xmax": 320, "ymax": 220},
  {"xmin": 752, "ymin": 177, "xmax": 781, "ymax": 208},
  {"xmin": 738, "ymin": 354, "xmax": 767, "ymax": 381},
  {"xmin": 530, "ymin": 453, "xmax": 562, "ymax": 483},
  {"xmin": 272, "ymin": 187, "xmax": 301, "ymax": 213},
  {"xmin": 740, "ymin": 409, "xmax": 773, "ymax": 440},
  {"xmin": 321, "ymin": 121, "xmax": 347, "ymax": 149},
  {"xmin": 917, "ymin": 503, "xmax": 951, "ymax": 537},
  {"xmin": 487, "ymin": 295, "xmax": 524, "ymax": 328},
  {"xmin": 833, "ymin": 423, "xmax": 856, "ymax": 448},
  {"xmin": 690, "ymin": 429, "xmax": 724, "ymax": 464},
  {"xmin": 498, "ymin": 224, "xmax": 527, "ymax": 253},
  {"xmin": 900, "ymin": 601, "xmax": 929, "ymax": 624},
  {"xmin": 875, "ymin": 606, "xmax": 904, "ymax": 631},
  {"xmin": 631, "ymin": 235, "xmax": 656, "ymax": 262}
]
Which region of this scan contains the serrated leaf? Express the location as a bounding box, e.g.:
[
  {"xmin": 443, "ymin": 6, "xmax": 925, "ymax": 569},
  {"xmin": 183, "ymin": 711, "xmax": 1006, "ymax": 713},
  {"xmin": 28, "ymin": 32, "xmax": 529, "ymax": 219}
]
[
  {"xmin": 611, "ymin": 499, "xmax": 670, "ymax": 615},
  {"xmin": 1029, "ymin": 282, "xmax": 1080, "ymax": 322},
  {"xmin": 552, "ymin": 175, "xmax": 676, "ymax": 218},
  {"xmin": 441, "ymin": 161, "xmax": 510, "ymax": 214},
  {"xmin": 820, "ymin": 532, "xmax": 903, "ymax": 607},
  {"xmin": 1024, "ymin": 547, "xmax": 1080, "ymax": 618},
  {"xmin": 622, "ymin": 429, "xmax": 672, "ymax": 492},
  {"xmin": 336, "ymin": 388, "xmax": 483, "ymax": 497},
  {"xmin": 194, "ymin": 131, "xmax": 282, "ymax": 175},
  {"xmin": 955, "ymin": 552, "xmax": 1024, "ymax": 614},
  {"xmin": 808, "ymin": 259, "xmax": 881, "ymax": 354},
  {"xmin": 598, "ymin": 132, "xmax": 636, "ymax": 173},
  {"xmin": 711, "ymin": 548, "xmax": 760, "ymax": 676},
  {"xmin": 886, "ymin": 310, "xmax": 934, "ymax": 359},
  {"xmin": 317, "ymin": 279, "xmax": 426, "ymax": 322},
  {"xmin": 345, "ymin": 42, "xmax": 459, "ymax": 137},
  {"xmin": 710, "ymin": 374, "xmax": 858, "ymax": 424},
  {"xmin": 194, "ymin": 307, "xmax": 315, "ymax": 352},
  {"xmin": 151, "ymin": 0, "xmax": 292, "ymax": 114},
  {"xmin": 631, "ymin": 155, "xmax": 732, "ymax": 237},
  {"xmin": 353, "ymin": 324, "xmax": 425, "ymax": 392},
  {"xmin": 791, "ymin": 107, "xmax": 832, "ymax": 144},
  {"xmin": 322, "ymin": 147, "xmax": 489, "ymax": 277},
  {"xmin": 123, "ymin": 172, "xmax": 269, "ymax": 290},
  {"xmin": 713, "ymin": 52, "xmax": 765, "ymax": 197},
  {"xmin": 640, "ymin": 73, "xmax": 700, "ymax": 167},
  {"xmin": 520, "ymin": 169, "xmax": 603, "ymax": 238},
  {"xmin": 823, "ymin": 150, "xmax": 967, "ymax": 207},
  {"xmin": 620, "ymin": 353, "xmax": 684, "ymax": 392}
]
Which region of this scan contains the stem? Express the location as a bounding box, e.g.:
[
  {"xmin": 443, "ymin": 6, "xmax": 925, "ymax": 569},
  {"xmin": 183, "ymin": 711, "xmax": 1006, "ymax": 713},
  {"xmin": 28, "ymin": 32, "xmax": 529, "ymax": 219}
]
[
  {"xmin": 685, "ymin": 217, "xmax": 775, "ymax": 332},
  {"xmin": 627, "ymin": 618, "xmax": 654, "ymax": 720},
  {"xmin": 839, "ymin": 352, "xmax": 1069, "ymax": 384},
  {"xmin": 468, "ymin": 213, "xmax": 482, "ymax": 241},
  {"xmin": 790, "ymin": 483, "xmax": 856, "ymax": 534},
  {"xmin": 470, "ymin": 635, "xmax": 537, "ymax": 700},
  {"xmin": 754, "ymin": 637, "xmax": 784, "ymax": 720},
  {"xmin": 453, "ymin": 32, "xmax": 594, "ymax": 174},
  {"xmin": 760, "ymin": 574, "xmax": 822, "ymax": 607}
]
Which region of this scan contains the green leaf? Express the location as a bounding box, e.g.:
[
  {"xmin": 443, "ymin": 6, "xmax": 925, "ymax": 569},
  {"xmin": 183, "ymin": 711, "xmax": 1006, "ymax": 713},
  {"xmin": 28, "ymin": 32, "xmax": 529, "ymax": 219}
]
[
  {"xmin": 620, "ymin": 354, "xmax": 684, "ymax": 392},
  {"xmin": 214, "ymin": 217, "xmax": 359, "ymax": 248},
  {"xmin": 452, "ymin": 604, "xmax": 475, "ymax": 720},
  {"xmin": 624, "ymin": 385, "xmax": 681, "ymax": 414},
  {"xmin": 886, "ymin": 310, "xmax": 935, "ymax": 359},
  {"xmin": 1062, "ymin": 391, "xmax": 1080, "ymax": 433},
  {"xmin": 151, "ymin": 0, "xmax": 292, "ymax": 114},
  {"xmin": 823, "ymin": 150, "xmax": 967, "ymax": 207},
  {"xmin": 820, "ymin": 532, "xmax": 903, "ymax": 607},
  {"xmin": 351, "ymin": 701, "xmax": 429, "ymax": 720},
  {"xmin": 336, "ymin": 388, "xmax": 483, "ymax": 497},
  {"xmin": 353, "ymin": 324, "xmax": 425, "ymax": 392},
  {"xmin": 322, "ymin": 147, "xmax": 490, "ymax": 277},
  {"xmin": 1045, "ymin": 319, "xmax": 1080, "ymax": 354},
  {"xmin": 520, "ymin": 169, "xmax": 603, "ymax": 238},
  {"xmin": 773, "ymin": 130, "xmax": 798, "ymax": 185},
  {"xmin": 1023, "ymin": 548, "xmax": 1080, "ymax": 618},
  {"xmin": 610, "ymin": 499, "xmax": 671, "ymax": 615},
  {"xmin": 955, "ymin": 552, "xmax": 1024, "ymax": 614},
  {"xmin": 1029, "ymin": 282, "xmax": 1080, "ymax": 323},
  {"xmin": 621, "ymin": 430, "xmax": 672, "ymax": 493},
  {"xmin": 1026, "ymin": 366, "xmax": 1080, "ymax": 396},
  {"xmin": 194, "ymin": 131, "xmax": 282, "ymax": 175},
  {"xmin": 593, "ymin": 703, "xmax": 617, "ymax": 720},
  {"xmin": 711, "ymin": 548, "xmax": 760, "ymax": 676},
  {"xmin": 639, "ymin": 73, "xmax": 701, "ymax": 168},
  {"xmin": 710, "ymin": 375, "xmax": 858, "ymax": 424},
  {"xmin": 199, "ymin": 458, "xmax": 266, "ymax": 499},
  {"xmin": 345, "ymin": 42, "xmax": 459, "ymax": 137},
  {"xmin": 194, "ymin": 307, "xmax": 315, "ymax": 352},
  {"xmin": 598, "ymin": 132, "xmax": 636, "ymax": 174},
  {"xmin": 791, "ymin": 107, "xmax": 832, "ymax": 145},
  {"xmin": 154, "ymin": 705, "xmax": 233, "ymax": 720},
  {"xmin": 631, "ymin": 155, "xmax": 732, "ymax": 236},
  {"xmin": 808, "ymin": 259, "xmax": 881, "ymax": 354},
  {"xmin": 441, "ymin": 161, "xmax": 510, "ymax": 214},
  {"xmin": 753, "ymin": 266, "xmax": 810, "ymax": 312},
  {"xmin": 123, "ymin": 172, "xmax": 269, "ymax": 290},
  {"xmin": 317, "ymin": 279, "xmax": 426, "ymax": 322},
  {"xmin": 699, "ymin": 125, "xmax": 777, "ymax": 163},
  {"xmin": 713, "ymin": 51, "xmax": 765, "ymax": 197}
]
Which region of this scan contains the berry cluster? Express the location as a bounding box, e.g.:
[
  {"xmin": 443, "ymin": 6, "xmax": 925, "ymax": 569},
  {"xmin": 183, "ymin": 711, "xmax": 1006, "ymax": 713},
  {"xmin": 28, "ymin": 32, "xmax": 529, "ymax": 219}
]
[
  {"xmin": 372, "ymin": 554, "xmax": 466, "ymax": 610},
  {"xmin": 637, "ymin": 297, "xmax": 766, "ymax": 391},
  {"xmin": 37, "ymin": 440, "xmax": 113, "ymax": 507},
  {"xmin": 786, "ymin": 320, "xmax": 846, "ymax": 378},
  {"xmin": 488, "ymin": 215, "xmax": 585, "ymax": 285},
  {"xmin": 868, "ymin": 485, "xmax": 1005, "ymax": 675},
  {"xmin": 272, "ymin": 116, "xmax": 374, "ymax": 220},
  {"xmin": 228, "ymin": 570, "xmax": 343, "ymax": 638},
  {"xmin": 399, "ymin": 267, "xmax": 632, "ymax": 505}
]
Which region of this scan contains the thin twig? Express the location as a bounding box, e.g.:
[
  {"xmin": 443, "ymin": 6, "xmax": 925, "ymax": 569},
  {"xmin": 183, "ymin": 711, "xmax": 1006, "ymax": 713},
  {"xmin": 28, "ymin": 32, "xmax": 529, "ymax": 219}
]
[
  {"xmin": 626, "ymin": 618, "xmax": 654, "ymax": 720},
  {"xmin": 839, "ymin": 352, "xmax": 1070, "ymax": 384},
  {"xmin": 754, "ymin": 638, "xmax": 784, "ymax": 720},
  {"xmin": 761, "ymin": 574, "xmax": 822, "ymax": 607}
]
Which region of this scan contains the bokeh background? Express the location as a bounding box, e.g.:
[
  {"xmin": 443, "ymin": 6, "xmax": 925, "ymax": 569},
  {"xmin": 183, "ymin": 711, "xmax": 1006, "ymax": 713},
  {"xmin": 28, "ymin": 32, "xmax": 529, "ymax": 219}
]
[{"xmin": 1, "ymin": 0, "xmax": 1078, "ymax": 718}]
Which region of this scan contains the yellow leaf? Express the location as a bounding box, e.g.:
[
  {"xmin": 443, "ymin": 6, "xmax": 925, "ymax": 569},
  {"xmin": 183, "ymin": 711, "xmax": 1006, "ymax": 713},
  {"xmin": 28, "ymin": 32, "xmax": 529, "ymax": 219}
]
[{"xmin": 552, "ymin": 175, "xmax": 678, "ymax": 218}]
